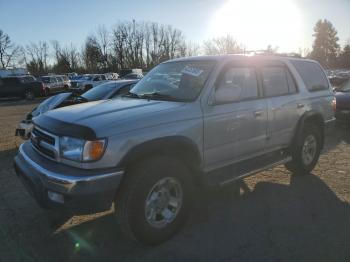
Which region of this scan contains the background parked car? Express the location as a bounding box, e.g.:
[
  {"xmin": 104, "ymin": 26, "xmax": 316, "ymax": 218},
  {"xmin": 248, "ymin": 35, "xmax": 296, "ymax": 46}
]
[
  {"xmin": 334, "ymin": 79, "xmax": 350, "ymax": 123},
  {"xmin": 69, "ymin": 74, "xmax": 108, "ymax": 93},
  {"xmin": 15, "ymin": 79, "xmax": 138, "ymax": 139},
  {"xmin": 120, "ymin": 72, "xmax": 143, "ymax": 80},
  {"xmin": 0, "ymin": 75, "xmax": 44, "ymax": 99},
  {"xmin": 40, "ymin": 75, "xmax": 69, "ymax": 95}
]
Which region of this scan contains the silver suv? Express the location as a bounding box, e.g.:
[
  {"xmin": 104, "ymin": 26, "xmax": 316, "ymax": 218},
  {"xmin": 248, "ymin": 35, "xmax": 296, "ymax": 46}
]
[{"xmin": 14, "ymin": 55, "xmax": 335, "ymax": 244}]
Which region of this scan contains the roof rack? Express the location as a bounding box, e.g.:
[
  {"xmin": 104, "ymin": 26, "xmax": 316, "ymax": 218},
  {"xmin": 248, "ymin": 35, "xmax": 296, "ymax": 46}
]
[{"xmin": 236, "ymin": 50, "xmax": 302, "ymax": 58}]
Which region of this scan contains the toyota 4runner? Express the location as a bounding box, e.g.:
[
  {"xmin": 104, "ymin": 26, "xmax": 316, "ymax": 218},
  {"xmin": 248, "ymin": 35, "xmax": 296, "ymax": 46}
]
[{"xmin": 14, "ymin": 55, "xmax": 335, "ymax": 244}]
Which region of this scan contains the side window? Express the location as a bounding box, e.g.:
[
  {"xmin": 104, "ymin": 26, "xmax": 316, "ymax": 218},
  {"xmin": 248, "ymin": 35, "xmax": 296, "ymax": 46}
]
[
  {"xmin": 101, "ymin": 75, "xmax": 106, "ymax": 80},
  {"xmin": 261, "ymin": 66, "xmax": 296, "ymax": 97},
  {"xmin": 291, "ymin": 60, "xmax": 329, "ymax": 92},
  {"xmin": 215, "ymin": 67, "xmax": 258, "ymax": 103}
]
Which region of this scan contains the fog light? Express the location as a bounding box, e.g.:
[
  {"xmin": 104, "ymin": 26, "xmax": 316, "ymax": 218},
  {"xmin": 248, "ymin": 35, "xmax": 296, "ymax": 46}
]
[{"xmin": 48, "ymin": 191, "xmax": 64, "ymax": 203}]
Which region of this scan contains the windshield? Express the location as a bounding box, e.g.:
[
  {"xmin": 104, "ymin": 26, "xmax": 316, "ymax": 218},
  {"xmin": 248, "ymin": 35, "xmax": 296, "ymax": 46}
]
[
  {"xmin": 130, "ymin": 60, "xmax": 215, "ymax": 101},
  {"xmin": 81, "ymin": 82, "xmax": 117, "ymax": 100},
  {"xmin": 337, "ymin": 80, "xmax": 350, "ymax": 92}
]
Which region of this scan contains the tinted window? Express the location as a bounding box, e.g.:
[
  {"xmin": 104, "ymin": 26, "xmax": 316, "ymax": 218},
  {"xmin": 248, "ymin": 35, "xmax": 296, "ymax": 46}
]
[
  {"xmin": 291, "ymin": 60, "xmax": 329, "ymax": 91},
  {"xmin": 81, "ymin": 82, "xmax": 117, "ymax": 101},
  {"xmin": 3, "ymin": 78, "xmax": 18, "ymax": 85},
  {"xmin": 216, "ymin": 67, "xmax": 258, "ymax": 103},
  {"xmin": 261, "ymin": 67, "xmax": 295, "ymax": 97}
]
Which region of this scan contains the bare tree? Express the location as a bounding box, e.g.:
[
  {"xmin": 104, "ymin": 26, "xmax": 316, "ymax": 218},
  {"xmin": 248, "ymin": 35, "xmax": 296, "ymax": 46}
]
[
  {"xmin": 24, "ymin": 41, "xmax": 49, "ymax": 75},
  {"xmin": 0, "ymin": 29, "xmax": 21, "ymax": 68},
  {"xmin": 96, "ymin": 25, "xmax": 110, "ymax": 70},
  {"xmin": 203, "ymin": 35, "xmax": 243, "ymax": 55},
  {"xmin": 82, "ymin": 35, "xmax": 103, "ymax": 72}
]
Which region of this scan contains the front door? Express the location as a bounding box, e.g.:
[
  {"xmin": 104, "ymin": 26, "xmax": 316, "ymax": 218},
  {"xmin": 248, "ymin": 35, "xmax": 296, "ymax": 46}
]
[{"xmin": 203, "ymin": 62, "xmax": 268, "ymax": 172}]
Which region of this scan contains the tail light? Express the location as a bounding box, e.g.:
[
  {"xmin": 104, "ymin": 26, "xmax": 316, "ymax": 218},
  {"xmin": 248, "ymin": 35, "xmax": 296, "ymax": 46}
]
[{"xmin": 332, "ymin": 97, "xmax": 336, "ymax": 112}]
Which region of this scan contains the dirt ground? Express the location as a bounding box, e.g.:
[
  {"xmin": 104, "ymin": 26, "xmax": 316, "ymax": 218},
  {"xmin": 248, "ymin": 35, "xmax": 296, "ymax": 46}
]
[{"xmin": 0, "ymin": 98, "xmax": 349, "ymax": 262}]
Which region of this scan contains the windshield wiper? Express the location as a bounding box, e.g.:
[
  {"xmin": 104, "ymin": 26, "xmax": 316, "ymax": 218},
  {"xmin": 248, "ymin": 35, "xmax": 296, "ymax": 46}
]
[
  {"xmin": 123, "ymin": 91, "xmax": 141, "ymax": 99},
  {"xmin": 138, "ymin": 92, "xmax": 180, "ymax": 101},
  {"xmin": 75, "ymin": 95, "xmax": 89, "ymax": 102}
]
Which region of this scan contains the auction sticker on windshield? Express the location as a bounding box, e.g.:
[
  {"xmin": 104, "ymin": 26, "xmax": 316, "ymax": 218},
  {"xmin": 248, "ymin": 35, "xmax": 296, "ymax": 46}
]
[{"xmin": 181, "ymin": 66, "xmax": 204, "ymax": 77}]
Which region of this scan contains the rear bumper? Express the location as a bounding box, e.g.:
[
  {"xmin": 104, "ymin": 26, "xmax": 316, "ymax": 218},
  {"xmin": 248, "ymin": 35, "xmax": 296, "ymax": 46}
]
[{"xmin": 14, "ymin": 142, "xmax": 124, "ymax": 212}]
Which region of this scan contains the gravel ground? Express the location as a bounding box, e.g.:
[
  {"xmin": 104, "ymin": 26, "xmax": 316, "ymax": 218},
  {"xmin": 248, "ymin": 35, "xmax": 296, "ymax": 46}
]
[{"xmin": 0, "ymin": 98, "xmax": 349, "ymax": 262}]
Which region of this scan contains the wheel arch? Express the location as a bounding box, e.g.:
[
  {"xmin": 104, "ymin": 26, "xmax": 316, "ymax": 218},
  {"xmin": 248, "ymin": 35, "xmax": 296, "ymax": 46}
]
[
  {"xmin": 117, "ymin": 136, "xmax": 203, "ymax": 179},
  {"xmin": 293, "ymin": 111, "xmax": 325, "ymax": 149}
]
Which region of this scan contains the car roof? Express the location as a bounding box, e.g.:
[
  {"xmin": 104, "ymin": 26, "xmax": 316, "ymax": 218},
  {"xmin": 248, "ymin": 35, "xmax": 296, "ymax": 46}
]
[{"xmin": 166, "ymin": 54, "xmax": 318, "ymax": 64}]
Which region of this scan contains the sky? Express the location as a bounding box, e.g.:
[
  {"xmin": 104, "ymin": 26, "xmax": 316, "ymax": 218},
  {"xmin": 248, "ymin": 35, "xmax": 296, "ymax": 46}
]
[{"xmin": 0, "ymin": 0, "xmax": 349, "ymax": 53}]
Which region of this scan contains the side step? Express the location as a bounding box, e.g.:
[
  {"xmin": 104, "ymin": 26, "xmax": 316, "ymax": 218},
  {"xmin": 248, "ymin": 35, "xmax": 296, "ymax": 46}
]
[{"xmin": 205, "ymin": 150, "xmax": 292, "ymax": 186}]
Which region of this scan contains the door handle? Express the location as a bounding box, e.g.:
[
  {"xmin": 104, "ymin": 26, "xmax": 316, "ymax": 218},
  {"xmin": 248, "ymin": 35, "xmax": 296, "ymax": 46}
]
[
  {"xmin": 254, "ymin": 110, "xmax": 263, "ymax": 117},
  {"xmin": 297, "ymin": 103, "xmax": 304, "ymax": 109}
]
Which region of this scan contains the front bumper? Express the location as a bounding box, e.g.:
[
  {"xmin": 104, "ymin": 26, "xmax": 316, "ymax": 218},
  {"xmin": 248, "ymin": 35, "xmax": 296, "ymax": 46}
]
[{"xmin": 14, "ymin": 142, "xmax": 124, "ymax": 212}]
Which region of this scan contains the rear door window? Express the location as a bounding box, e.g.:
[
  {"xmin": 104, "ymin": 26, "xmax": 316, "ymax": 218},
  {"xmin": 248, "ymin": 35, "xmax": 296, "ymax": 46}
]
[
  {"xmin": 290, "ymin": 60, "xmax": 329, "ymax": 92},
  {"xmin": 261, "ymin": 66, "xmax": 296, "ymax": 97}
]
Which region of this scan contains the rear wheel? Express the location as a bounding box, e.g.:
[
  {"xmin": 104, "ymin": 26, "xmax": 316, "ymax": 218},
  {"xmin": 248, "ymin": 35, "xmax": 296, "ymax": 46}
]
[
  {"xmin": 116, "ymin": 156, "xmax": 192, "ymax": 245},
  {"xmin": 24, "ymin": 90, "xmax": 35, "ymax": 100},
  {"xmin": 285, "ymin": 123, "xmax": 322, "ymax": 175},
  {"xmin": 43, "ymin": 88, "xmax": 50, "ymax": 97}
]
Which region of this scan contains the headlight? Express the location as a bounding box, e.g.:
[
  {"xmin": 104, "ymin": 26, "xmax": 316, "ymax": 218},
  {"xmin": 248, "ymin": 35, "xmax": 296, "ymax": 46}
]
[{"xmin": 59, "ymin": 136, "xmax": 107, "ymax": 162}]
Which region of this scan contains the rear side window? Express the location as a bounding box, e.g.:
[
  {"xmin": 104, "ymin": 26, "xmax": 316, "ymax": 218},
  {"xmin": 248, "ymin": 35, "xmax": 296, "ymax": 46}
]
[
  {"xmin": 291, "ymin": 60, "xmax": 329, "ymax": 92},
  {"xmin": 261, "ymin": 66, "xmax": 296, "ymax": 97}
]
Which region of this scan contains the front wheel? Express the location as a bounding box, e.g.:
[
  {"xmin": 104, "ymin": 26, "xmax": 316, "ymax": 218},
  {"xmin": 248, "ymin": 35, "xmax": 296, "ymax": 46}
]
[
  {"xmin": 285, "ymin": 123, "xmax": 322, "ymax": 175},
  {"xmin": 116, "ymin": 156, "xmax": 192, "ymax": 245}
]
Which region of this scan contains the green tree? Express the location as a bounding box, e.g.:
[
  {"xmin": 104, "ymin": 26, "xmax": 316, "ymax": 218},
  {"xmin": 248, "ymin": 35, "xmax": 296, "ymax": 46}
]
[
  {"xmin": 311, "ymin": 19, "xmax": 339, "ymax": 68},
  {"xmin": 338, "ymin": 44, "xmax": 350, "ymax": 68}
]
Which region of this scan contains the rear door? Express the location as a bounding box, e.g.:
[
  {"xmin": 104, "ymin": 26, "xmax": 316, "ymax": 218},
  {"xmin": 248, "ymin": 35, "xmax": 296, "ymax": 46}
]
[
  {"xmin": 259, "ymin": 62, "xmax": 301, "ymax": 151},
  {"xmin": 203, "ymin": 61, "xmax": 268, "ymax": 170}
]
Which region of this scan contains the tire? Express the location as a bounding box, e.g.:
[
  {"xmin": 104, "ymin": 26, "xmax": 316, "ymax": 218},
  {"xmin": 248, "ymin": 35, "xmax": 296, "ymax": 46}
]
[
  {"xmin": 285, "ymin": 123, "xmax": 322, "ymax": 175},
  {"xmin": 24, "ymin": 90, "xmax": 35, "ymax": 100},
  {"xmin": 116, "ymin": 156, "xmax": 192, "ymax": 245},
  {"xmin": 44, "ymin": 88, "xmax": 50, "ymax": 97}
]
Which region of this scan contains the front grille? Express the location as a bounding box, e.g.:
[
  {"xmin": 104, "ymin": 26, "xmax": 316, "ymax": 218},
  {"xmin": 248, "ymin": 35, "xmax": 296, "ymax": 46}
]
[
  {"xmin": 31, "ymin": 127, "xmax": 57, "ymax": 159},
  {"xmin": 32, "ymin": 128, "xmax": 55, "ymax": 145}
]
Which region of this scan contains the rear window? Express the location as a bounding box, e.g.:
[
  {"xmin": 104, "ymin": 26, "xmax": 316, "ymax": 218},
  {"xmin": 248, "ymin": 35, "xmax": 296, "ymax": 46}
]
[{"xmin": 291, "ymin": 60, "xmax": 329, "ymax": 92}]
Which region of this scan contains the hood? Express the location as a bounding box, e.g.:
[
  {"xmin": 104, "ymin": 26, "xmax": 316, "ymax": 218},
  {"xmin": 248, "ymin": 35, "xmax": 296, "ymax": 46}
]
[
  {"xmin": 335, "ymin": 91, "xmax": 350, "ymax": 109},
  {"xmin": 31, "ymin": 92, "xmax": 72, "ymax": 118},
  {"xmin": 44, "ymin": 97, "xmax": 189, "ymax": 136}
]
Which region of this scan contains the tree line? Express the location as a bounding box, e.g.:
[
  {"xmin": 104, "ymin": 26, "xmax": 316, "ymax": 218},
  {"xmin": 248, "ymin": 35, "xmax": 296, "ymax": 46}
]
[{"xmin": 0, "ymin": 19, "xmax": 349, "ymax": 76}]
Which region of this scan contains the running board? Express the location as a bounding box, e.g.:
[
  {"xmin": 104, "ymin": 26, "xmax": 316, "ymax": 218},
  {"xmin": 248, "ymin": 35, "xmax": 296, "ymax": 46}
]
[
  {"xmin": 204, "ymin": 150, "xmax": 292, "ymax": 186},
  {"xmin": 220, "ymin": 157, "xmax": 291, "ymax": 186}
]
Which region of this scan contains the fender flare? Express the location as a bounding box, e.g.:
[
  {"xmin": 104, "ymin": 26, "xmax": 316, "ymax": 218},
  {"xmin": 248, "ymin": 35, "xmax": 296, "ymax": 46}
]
[{"xmin": 117, "ymin": 136, "xmax": 202, "ymax": 172}]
